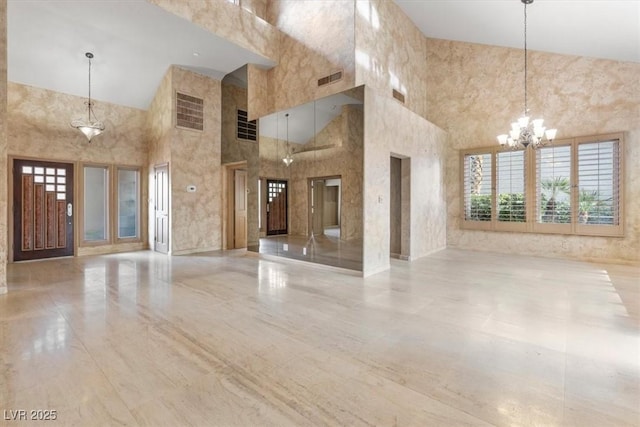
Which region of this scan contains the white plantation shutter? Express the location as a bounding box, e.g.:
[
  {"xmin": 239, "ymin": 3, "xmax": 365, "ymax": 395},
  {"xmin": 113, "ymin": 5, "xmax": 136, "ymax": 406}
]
[
  {"xmin": 496, "ymin": 150, "xmax": 525, "ymax": 223},
  {"xmin": 536, "ymin": 145, "xmax": 572, "ymax": 224},
  {"xmin": 577, "ymin": 140, "xmax": 621, "ymax": 230},
  {"xmin": 460, "ymin": 133, "xmax": 623, "ymax": 236},
  {"xmin": 463, "ymin": 153, "xmax": 492, "ymax": 223}
]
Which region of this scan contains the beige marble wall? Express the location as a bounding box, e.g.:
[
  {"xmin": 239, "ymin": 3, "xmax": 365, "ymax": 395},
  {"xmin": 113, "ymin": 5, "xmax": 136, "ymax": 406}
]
[
  {"xmin": 0, "ymin": 0, "xmax": 6, "ymax": 294},
  {"xmin": 147, "ymin": 67, "xmax": 174, "ymax": 167},
  {"xmin": 8, "ymin": 83, "xmax": 148, "ymax": 165},
  {"xmin": 146, "ymin": 67, "xmax": 173, "ymax": 250},
  {"xmin": 259, "ymin": 104, "xmax": 363, "ymax": 241},
  {"xmin": 169, "ymin": 67, "xmax": 222, "ymax": 255},
  {"xmin": 355, "ymin": 0, "xmax": 428, "ymax": 119},
  {"xmin": 221, "ymin": 82, "xmax": 259, "ymax": 247},
  {"xmin": 241, "ymin": 0, "xmax": 267, "ymax": 21},
  {"xmin": 340, "ymin": 104, "xmax": 364, "ymax": 241},
  {"xmin": 263, "ymin": 0, "xmax": 356, "ymax": 114},
  {"xmin": 426, "ymin": 38, "xmax": 640, "ymax": 263},
  {"xmin": 7, "ymin": 82, "xmax": 149, "ymax": 257},
  {"xmin": 148, "ymin": 0, "xmax": 278, "ymax": 63},
  {"xmin": 363, "ymin": 87, "xmax": 447, "ymax": 276},
  {"xmin": 246, "ymin": 64, "xmax": 271, "ymax": 121}
]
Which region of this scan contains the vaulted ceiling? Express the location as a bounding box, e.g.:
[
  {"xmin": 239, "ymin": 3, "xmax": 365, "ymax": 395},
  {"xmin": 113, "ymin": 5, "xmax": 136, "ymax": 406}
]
[
  {"xmin": 7, "ymin": 1, "xmax": 639, "ymax": 111},
  {"xmin": 396, "ymin": 0, "xmax": 639, "ymax": 64},
  {"xmin": 7, "ymin": 0, "xmax": 274, "ymax": 110}
]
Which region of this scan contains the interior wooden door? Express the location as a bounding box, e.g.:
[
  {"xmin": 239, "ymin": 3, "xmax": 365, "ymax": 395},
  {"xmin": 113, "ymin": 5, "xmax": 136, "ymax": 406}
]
[
  {"xmin": 234, "ymin": 169, "xmax": 247, "ymax": 248},
  {"xmin": 154, "ymin": 164, "xmax": 169, "ymax": 253},
  {"xmin": 266, "ymin": 179, "xmax": 287, "ymax": 236},
  {"xmin": 13, "ymin": 159, "xmax": 74, "ymax": 261}
]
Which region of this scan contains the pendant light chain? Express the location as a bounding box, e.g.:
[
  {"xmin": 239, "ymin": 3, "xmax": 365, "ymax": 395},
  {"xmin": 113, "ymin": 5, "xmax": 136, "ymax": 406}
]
[
  {"xmin": 282, "ymin": 113, "xmax": 293, "ymax": 166},
  {"xmin": 70, "ymin": 51, "xmax": 105, "ymax": 142},
  {"xmin": 87, "ymin": 55, "xmax": 93, "ymax": 121}
]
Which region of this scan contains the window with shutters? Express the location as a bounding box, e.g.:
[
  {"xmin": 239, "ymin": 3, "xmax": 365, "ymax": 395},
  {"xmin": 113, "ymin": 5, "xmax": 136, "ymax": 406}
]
[
  {"xmin": 534, "ymin": 144, "xmax": 572, "ymax": 233},
  {"xmin": 461, "ymin": 132, "xmax": 623, "ymax": 236},
  {"xmin": 463, "ymin": 152, "xmax": 492, "ymax": 229},
  {"xmin": 237, "ymin": 109, "xmax": 257, "ymax": 141},
  {"xmin": 497, "ymin": 150, "xmax": 526, "ymax": 224},
  {"xmin": 576, "ymin": 139, "xmax": 622, "ymax": 235}
]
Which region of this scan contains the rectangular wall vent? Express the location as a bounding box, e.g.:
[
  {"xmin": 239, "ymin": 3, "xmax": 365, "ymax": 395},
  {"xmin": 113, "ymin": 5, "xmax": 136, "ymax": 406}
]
[
  {"xmin": 318, "ymin": 70, "xmax": 343, "ymax": 87},
  {"xmin": 392, "ymin": 89, "xmax": 405, "ymax": 104},
  {"xmin": 176, "ymin": 92, "xmax": 204, "ymax": 131},
  {"xmin": 237, "ymin": 109, "xmax": 257, "ymax": 141}
]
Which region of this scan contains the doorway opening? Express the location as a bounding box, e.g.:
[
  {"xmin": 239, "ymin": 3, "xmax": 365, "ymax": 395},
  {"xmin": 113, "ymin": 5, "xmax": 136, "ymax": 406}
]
[
  {"xmin": 309, "ymin": 176, "xmax": 341, "ymax": 239},
  {"xmin": 390, "ymin": 155, "xmax": 410, "ymax": 260}
]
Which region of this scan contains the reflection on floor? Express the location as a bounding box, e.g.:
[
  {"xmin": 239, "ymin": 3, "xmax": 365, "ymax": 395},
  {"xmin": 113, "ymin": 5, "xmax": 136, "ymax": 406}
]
[
  {"xmin": 2, "ymin": 249, "xmax": 639, "ymax": 425},
  {"xmin": 258, "ymin": 234, "xmax": 362, "ymax": 271},
  {"xmin": 324, "ymin": 226, "xmax": 340, "ymax": 238}
]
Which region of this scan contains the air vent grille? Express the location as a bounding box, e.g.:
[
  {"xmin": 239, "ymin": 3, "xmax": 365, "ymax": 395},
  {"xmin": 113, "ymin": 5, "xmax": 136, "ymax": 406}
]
[
  {"xmin": 176, "ymin": 92, "xmax": 204, "ymax": 131},
  {"xmin": 318, "ymin": 70, "xmax": 343, "ymax": 87},
  {"xmin": 392, "ymin": 89, "xmax": 405, "ymax": 104},
  {"xmin": 237, "ymin": 109, "xmax": 257, "ymax": 141}
]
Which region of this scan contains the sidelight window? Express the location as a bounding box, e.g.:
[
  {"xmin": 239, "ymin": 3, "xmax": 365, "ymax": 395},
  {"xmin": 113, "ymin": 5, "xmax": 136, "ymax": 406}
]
[
  {"xmin": 83, "ymin": 166, "xmax": 109, "ymax": 241},
  {"xmin": 117, "ymin": 168, "xmax": 140, "ymax": 239},
  {"xmin": 82, "ymin": 164, "xmax": 142, "ymax": 244}
]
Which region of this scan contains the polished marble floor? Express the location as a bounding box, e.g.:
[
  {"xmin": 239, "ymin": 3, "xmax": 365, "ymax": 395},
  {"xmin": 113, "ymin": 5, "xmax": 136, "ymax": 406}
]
[{"xmin": 1, "ymin": 249, "xmax": 639, "ymax": 426}]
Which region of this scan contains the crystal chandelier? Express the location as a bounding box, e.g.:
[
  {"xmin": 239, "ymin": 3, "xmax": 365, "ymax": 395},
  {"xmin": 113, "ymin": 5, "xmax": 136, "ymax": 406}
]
[
  {"xmin": 71, "ymin": 52, "xmax": 105, "ymax": 142},
  {"xmin": 282, "ymin": 113, "xmax": 294, "ymax": 166},
  {"xmin": 497, "ymin": 0, "xmax": 557, "ymax": 149}
]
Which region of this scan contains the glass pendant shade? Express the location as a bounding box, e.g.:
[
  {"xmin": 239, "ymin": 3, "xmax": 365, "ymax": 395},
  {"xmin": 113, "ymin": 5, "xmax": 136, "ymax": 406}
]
[{"xmin": 72, "ymin": 121, "xmax": 105, "ymax": 141}]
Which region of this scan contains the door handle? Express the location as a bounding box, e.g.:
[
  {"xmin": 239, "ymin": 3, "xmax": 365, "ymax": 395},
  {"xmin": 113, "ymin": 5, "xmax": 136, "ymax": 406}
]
[{"xmin": 67, "ymin": 203, "xmax": 73, "ymax": 217}]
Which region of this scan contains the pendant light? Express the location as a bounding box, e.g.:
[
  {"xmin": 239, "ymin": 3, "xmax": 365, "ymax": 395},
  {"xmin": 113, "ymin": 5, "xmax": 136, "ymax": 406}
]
[{"xmin": 70, "ymin": 52, "xmax": 105, "ymax": 142}]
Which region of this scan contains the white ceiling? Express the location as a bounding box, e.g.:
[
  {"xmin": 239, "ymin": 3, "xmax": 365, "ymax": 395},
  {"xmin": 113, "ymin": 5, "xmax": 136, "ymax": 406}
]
[
  {"xmin": 395, "ymin": 0, "xmax": 640, "ymax": 64},
  {"xmin": 7, "ymin": 0, "xmax": 274, "ymax": 110},
  {"xmin": 7, "ymin": 1, "xmax": 638, "ymax": 113}
]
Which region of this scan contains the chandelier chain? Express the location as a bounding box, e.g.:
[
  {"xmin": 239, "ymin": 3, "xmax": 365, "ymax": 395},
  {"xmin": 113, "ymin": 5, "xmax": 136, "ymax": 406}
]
[
  {"xmin": 524, "ymin": 1, "xmax": 528, "ymax": 116},
  {"xmin": 496, "ymin": 0, "xmax": 557, "ymax": 150}
]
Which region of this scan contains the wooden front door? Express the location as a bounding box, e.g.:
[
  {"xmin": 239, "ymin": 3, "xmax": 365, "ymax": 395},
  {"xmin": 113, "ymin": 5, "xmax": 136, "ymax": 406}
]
[
  {"xmin": 266, "ymin": 179, "xmax": 287, "ymax": 236},
  {"xmin": 13, "ymin": 159, "xmax": 74, "ymax": 261}
]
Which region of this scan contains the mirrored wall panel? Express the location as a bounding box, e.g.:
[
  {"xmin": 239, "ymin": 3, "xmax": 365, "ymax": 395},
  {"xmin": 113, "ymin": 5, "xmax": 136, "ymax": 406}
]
[{"xmin": 254, "ymin": 86, "xmax": 364, "ymax": 270}]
